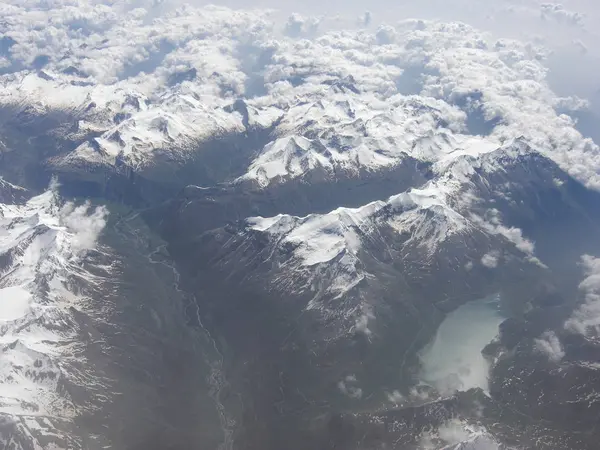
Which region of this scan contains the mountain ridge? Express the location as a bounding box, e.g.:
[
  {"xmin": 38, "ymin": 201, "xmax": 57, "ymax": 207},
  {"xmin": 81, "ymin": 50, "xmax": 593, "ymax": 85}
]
[{"xmin": 2, "ymin": 4, "xmax": 600, "ymax": 449}]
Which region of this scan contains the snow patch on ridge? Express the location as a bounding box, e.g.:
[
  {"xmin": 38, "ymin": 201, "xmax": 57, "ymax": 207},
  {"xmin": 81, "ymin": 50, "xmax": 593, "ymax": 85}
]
[
  {"xmin": 238, "ymin": 95, "xmax": 502, "ymax": 188},
  {"xmin": 247, "ymin": 177, "xmax": 470, "ymax": 301},
  {"xmin": 248, "ymin": 199, "xmax": 386, "ymax": 266},
  {"xmin": 245, "ymin": 139, "xmax": 546, "ymax": 320},
  {"xmin": 240, "ymin": 135, "xmax": 332, "ymax": 188}
]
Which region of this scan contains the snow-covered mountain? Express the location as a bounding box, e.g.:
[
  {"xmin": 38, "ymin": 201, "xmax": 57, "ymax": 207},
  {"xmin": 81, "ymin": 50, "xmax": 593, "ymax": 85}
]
[
  {"xmin": 2, "ymin": 2, "xmax": 600, "ymax": 449},
  {"xmin": 0, "ymin": 180, "xmax": 109, "ymax": 449},
  {"xmin": 155, "ymin": 134, "xmax": 600, "ymax": 449},
  {"xmin": 0, "ymin": 179, "xmax": 230, "ymax": 450}
]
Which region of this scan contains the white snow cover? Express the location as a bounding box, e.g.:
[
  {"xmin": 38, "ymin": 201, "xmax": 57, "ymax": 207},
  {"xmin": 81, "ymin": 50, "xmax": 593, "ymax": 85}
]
[
  {"xmin": 244, "ymin": 138, "xmax": 542, "ymax": 341},
  {"xmin": 247, "ymin": 203, "xmax": 378, "ymax": 307},
  {"xmin": 248, "ymin": 199, "xmax": 385, "ymax": 267},
  {"xmin": 65, "ymin": 92, "xmax": 247, "ymax": 171},
  {"xmin": 419, "ymin": 419, "xmax": 500, "ymax": 450},
  {"xmin": 241, "ymin": 135, "xmax": 332, "ymax": 188},
  {"xmin": 0, "ymin": 1, "xmax": 597, "ymax": 447},
  {"xmin": 0, "ymin": 181, "xmax": 108, "ymax": 446},
  {"xmin": 0, "ymin": 1, "xmax": 599, "ymax": 188},
  {"xmin": 246, "ymin": 174, "xmax": 471, "ymax": 308},
  {"xmin": 245, "ymin": 137, "xmax": 538, "ymax": 287},
  {"xmin": 248, "ymin": 185, "xmax": 461, "ymax": 266},
  {"xmin": 236, "ymin": 96, "xmax": 503, "ymax": 187},
  {"xmin": 442, "ymin": 434, "xmax": 500, "ymax": 450}
]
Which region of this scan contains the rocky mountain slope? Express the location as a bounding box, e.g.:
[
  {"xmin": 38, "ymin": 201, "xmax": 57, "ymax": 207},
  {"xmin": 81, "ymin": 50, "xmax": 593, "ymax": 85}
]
[{"xmin": 0, "ymin": 180, "xmax": 230, "ymax": 450}]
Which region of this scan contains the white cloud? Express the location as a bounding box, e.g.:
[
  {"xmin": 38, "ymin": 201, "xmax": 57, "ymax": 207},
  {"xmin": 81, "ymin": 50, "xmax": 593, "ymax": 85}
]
[
  {"xmin": 475, "ymin": 209, "xmax": 535, "ymax": 256},
  {"xmin": 553, "ymin": 95, "xmax": 590, "ymax": 112},
  {"xmin": 409, "ymin": 385, "xmax": 431, "ymax": 402},
  {"xmin": 566, "ymin": 255, "xmax": 600, "ymax": 335},
  {"xmin": 59, "ymin": 201, "xmax": 108, "ymax": 253},
  {"xmin": 386, "ymin": 389, "xmax": 405, "ymax": 403},
  {"xmin": 353, "ymin": 310, "xmax": 374, "ymax": 337},
  {"xmin": 481, "ymin": 251, "xmax": 499, "ymax": 268},
  {"xmin": 337, "ymin": 374, "xmax": 363, "ymax": 399},
  {"xmin": 535, "ymin": 331, "xmax": 565, "ymax": 362},
  {"xmin": 540, "ymin": 3, "xmax": 585, "ymax": 26},
  {"xmin": 283, "ymin": 13, "xmax": 320, "ymax": 38}
]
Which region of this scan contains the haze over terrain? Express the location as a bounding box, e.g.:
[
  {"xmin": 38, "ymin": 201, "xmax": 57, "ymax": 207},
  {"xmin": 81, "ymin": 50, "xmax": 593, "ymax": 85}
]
[{"xmin": 1, "ymin": 0, "xmax": 600, "ymax": 449}]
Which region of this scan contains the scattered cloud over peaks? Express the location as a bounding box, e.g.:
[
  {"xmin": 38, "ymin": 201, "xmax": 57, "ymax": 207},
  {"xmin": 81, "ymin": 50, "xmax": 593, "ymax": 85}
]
[
  {"xmin": 566, "ymin": 255, "xmax": 600, "ymax": 335},
  {"xmin": 535, "ymin": 331, "xmax": 565, "ymax": 362},
  {"xmin": 59, "ymin": 201, "xmax": 108, "ymax": 253}
]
